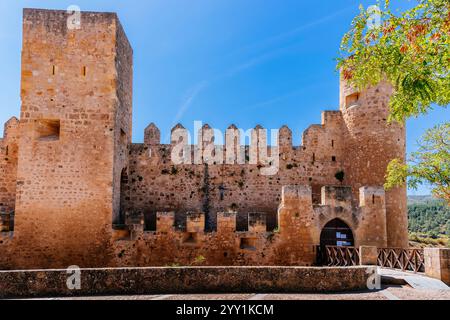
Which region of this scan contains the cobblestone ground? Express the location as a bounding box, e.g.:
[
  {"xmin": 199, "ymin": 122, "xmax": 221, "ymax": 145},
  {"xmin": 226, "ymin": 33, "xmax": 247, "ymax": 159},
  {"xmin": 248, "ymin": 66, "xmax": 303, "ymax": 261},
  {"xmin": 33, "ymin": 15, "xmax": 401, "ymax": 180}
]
[{"xmin": 24, "ymin": 285, "xmax": 450, "ymax": 300}]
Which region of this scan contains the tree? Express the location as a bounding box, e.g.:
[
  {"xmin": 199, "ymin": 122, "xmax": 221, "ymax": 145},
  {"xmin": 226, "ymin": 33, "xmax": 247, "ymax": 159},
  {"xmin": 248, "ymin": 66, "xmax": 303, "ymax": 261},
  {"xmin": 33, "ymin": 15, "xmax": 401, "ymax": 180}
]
[
  {"xmin": 338, "ymin": 0, "xmax": 450, "ymax": 202},
  {"xmin": 385, "ymin": 123, "xmax": 450, "ymax": 203},
  {"xmin": 337, "ymin": 0, "xmax": 449, "ymax": 123}
]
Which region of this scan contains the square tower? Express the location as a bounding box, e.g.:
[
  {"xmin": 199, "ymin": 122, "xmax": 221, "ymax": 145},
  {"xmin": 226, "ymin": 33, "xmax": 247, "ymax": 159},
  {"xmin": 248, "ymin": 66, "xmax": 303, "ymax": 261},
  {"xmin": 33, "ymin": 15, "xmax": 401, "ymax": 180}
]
[{"xmin": 14, "ymin": 9, "xmax": 132, "ymax": 268}]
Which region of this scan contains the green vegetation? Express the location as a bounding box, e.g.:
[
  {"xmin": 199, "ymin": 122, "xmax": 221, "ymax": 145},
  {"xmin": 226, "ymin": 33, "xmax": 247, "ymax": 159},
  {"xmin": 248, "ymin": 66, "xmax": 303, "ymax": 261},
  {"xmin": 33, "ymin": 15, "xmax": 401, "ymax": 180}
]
[
  {"xmin": 386, "ymin": 123, "xmax": 450, "ymax": 203},
  {"xmin": 408, "ymin": 197, "xmax": 449, "ymax": 247}
]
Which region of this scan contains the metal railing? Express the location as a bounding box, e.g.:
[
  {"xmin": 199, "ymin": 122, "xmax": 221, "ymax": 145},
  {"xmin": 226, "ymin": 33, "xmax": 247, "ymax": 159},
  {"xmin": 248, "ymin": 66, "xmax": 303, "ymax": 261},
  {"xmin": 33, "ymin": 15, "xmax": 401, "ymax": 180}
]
[{"xmin": 377, "ymin": 248, "xmax": 425, "ymax": 273}]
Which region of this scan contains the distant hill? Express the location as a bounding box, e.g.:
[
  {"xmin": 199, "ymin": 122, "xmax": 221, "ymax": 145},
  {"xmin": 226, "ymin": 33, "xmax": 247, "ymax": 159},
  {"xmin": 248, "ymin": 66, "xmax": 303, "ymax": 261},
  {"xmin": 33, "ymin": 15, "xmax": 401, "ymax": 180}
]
[
  {"xmin": 407, "ymin": 195, "xmax": 436, "ymax": 205},
  {"xmin": 407, "ymin": 196, "xmax": 449, "ymax": 247}
]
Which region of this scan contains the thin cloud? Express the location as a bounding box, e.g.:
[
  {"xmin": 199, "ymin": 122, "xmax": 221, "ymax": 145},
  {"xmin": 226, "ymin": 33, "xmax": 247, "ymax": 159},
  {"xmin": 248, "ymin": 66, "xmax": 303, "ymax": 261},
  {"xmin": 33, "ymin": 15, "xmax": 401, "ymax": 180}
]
[
  {"xmin": 172, "ymin": 80, "xmax": 209, "ymax": 124},
  {"xmin": 223, "ymin": 42, "xmax": 305, "ymax": 79},
  {"xmin": 225, "ymin": 5, "xmax": 355, "ymax": 58},
  {"xmin": 239, "ymin": 83, "xmax": 325, "ymax": 111},
  {"xmin": 163, "ymin": 82, "xmax": 208, "ymax": 143}
]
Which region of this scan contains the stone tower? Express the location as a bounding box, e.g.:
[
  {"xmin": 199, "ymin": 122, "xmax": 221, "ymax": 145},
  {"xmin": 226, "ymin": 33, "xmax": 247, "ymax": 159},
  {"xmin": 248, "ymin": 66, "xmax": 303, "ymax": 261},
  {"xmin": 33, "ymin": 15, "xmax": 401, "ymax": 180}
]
[
  {"xmin": 340, "ymin": 76, "xmax": 408, "ymax": 248},
  {"xmin": 13, "ymin": 9, "xmax": 132, "ymax": 268}
]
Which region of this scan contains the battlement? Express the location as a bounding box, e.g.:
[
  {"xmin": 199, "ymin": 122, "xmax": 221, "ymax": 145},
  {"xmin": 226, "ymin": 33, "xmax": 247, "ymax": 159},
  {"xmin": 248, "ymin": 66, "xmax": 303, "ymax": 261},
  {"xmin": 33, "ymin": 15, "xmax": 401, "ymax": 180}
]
[
  {"xmin": 118, "ymin": 185, "xmax": 384, "ymax": 236},
  {"xmin": 1, "ymin": 117, "xmax": 19, "ymax": 141},
  {"xmin": 106, "ymin": 184, "xmax": 388, "ymax": 266},
  {"xmin": 142, "ymin": 113, "xmax": 345, "ymax": 148},
  {"xmin": 23, "ymin": 8, "xmax": 119, "ymax": 30},
  {"xmin": 136, "ymin": 114, "xmax": 346, "ymax": 167}
]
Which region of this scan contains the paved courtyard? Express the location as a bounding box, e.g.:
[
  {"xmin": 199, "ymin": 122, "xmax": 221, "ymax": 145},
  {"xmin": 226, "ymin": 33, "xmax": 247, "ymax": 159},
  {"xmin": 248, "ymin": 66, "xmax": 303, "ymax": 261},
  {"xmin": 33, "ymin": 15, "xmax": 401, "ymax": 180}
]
[{"xmin": 24, "ymin": 284, "xmax": 450, "ymax": 300}]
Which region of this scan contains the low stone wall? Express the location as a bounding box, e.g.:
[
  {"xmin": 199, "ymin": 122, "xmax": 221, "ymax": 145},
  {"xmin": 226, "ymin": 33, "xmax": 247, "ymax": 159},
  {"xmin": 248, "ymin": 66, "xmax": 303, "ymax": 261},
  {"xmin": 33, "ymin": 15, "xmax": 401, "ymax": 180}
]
[
  {"xmin": 425, "ymin": 248, "xmax": 450, "ymax": 285},
  {"xmin": 0, "ymin": 266, "xmax": 372, "ymax": 298}
]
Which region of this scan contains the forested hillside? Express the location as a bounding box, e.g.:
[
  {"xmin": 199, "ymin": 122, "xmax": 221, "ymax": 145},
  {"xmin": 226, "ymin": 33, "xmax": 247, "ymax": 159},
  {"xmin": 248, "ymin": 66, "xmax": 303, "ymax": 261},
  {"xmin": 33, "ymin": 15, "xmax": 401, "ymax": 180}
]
[{"xmin": 407, "ymin": 197, "xmax": 449, "ymax": 247}]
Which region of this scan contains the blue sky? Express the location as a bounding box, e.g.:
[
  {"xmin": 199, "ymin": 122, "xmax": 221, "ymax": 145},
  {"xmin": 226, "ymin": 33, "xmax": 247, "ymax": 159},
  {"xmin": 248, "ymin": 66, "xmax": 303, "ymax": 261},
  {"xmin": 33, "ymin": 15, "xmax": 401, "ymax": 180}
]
[{"xmin": 0, "ymin": 0, "xmax": 448, "ymax": 195}]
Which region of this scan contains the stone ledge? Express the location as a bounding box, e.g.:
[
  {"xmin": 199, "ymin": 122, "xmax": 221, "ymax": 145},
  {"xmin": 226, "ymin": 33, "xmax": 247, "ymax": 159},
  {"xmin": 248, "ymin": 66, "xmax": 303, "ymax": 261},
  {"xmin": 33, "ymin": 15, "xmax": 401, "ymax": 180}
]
[{"xmin": 0, "ymin": 266, "xmax": 372, "ymax": 298}]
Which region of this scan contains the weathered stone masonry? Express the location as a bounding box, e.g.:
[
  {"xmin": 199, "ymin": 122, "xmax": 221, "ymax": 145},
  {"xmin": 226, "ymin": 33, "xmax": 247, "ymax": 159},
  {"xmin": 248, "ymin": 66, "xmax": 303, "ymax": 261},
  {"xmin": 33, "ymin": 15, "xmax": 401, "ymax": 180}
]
[{"xmin": 0, "ymin": 9, "xmax": 408, "ymax": 269}]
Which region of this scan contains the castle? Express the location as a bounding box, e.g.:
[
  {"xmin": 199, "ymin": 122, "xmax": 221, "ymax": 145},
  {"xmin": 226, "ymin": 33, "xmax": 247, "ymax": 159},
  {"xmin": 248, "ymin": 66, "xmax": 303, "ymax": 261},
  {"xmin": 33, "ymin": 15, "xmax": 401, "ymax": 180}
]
[{"xmin": 0, "ymin": 9, "xmax": 408, "ymax": 269}]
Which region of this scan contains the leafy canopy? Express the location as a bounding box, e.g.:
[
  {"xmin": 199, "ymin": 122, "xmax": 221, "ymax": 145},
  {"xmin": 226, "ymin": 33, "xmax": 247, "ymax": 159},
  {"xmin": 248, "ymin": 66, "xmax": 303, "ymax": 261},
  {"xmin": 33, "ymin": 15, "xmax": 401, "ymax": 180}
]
[
  {"xmin": 385, "ymin": 123, "xmax": 450, "ymax": 202},
  {"xmin": 337, "ymin": 0, "xmax": 449, "ymax": 123}
]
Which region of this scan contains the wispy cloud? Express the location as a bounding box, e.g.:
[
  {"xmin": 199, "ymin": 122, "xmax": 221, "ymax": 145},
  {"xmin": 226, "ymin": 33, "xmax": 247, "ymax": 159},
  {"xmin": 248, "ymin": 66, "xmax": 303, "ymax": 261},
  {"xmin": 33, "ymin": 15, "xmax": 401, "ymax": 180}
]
[
  {"xmin": 225, "ymin": 5, "xmax": 355, "ymax": 59},
  {"xmin": 164, "ymin": 81, "xmax": 208, "ymax": 143},
  {"xmin": 222, "ymin": 42, "xmax": 304, "ymax": 79},
  {"xmin": 239, "ymin": 82, "xmax": 326, "ymax": 111},
  {"xmin": 171, "ymin": 80, "xmax": 208, "ymax": 124},
  {"xmin": 243, "ymin": 89, "xmax": 305, "ymax": 111}
]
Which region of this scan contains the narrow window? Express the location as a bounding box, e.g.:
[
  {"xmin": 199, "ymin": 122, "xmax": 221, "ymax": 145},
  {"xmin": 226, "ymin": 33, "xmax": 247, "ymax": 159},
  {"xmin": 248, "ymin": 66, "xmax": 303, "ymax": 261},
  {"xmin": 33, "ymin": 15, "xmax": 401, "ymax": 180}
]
[
  {"xmin": 52, "ymin": 65, "xmax": 56, "ymax": 75},
  {"xmin": 5, "ymin": 146, "xmax": 8, "ymax": 156},
  {"xmin": 219, "ymin": 185, "xmax": 225, "ymax": 201},
  {"xmin": 372, "ymin": 194, "xmax": 376, "ymax": 204},
  {"xmin": 35, "ymin": 119, "xmax": 60, "ymax": 141},
  {"xmin": 183, "ymin": 232, "xmax": 198, "ymax": 245},
  {"xmin": 82, "ymin": 66, "xmax": 87, "ymax": 76},
  {"xmin": 345, "ymin": 92, "xmax": 360, "ymax": 108},
  {"xmin": 312, "ymin": 153, "xmax": 316, "ymax": 162},
  {"xmin": 240, "ymin": 238, "xmax": 257, "ymax": 251},
  {"xmin": 120, "ymin": 128, "xmax": 127, "ymax": 144},
  {"xmin": 121, "ymin": 168, "xmax": 129, "ymax": 184},
  {"xmin": 332, "ymin": 156, "xmax": 336, "ymax": 162}
]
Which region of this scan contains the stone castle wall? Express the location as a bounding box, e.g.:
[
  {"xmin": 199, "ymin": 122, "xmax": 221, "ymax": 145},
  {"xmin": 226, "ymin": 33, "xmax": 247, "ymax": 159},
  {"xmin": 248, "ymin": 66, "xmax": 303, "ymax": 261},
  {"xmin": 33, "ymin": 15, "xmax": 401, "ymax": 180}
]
[
  {"xmin": 126, "ymin": 111, "xmax": 346, "ymax": 232},
  {"xmin": 112, "ymin": 185, "xmax": 386, "ymax": 267},
  {"xmin": 0, "ymin": 118, "xmax": 19, "ymax": 217},
  {"xmin": 0, "ymin": 8, "xmax": 408, "ymax": 270}
]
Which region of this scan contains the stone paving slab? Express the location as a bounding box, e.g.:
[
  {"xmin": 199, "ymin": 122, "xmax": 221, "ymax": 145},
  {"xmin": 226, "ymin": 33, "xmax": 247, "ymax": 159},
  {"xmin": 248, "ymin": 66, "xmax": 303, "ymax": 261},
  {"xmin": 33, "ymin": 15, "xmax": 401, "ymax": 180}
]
[
  {"xmin": 18, "ymin": 286, "xmax": 450, "ymax": 300},
  {"xmin": 379, "ymin": 268, "xmax": 449, "ymax": 290}
]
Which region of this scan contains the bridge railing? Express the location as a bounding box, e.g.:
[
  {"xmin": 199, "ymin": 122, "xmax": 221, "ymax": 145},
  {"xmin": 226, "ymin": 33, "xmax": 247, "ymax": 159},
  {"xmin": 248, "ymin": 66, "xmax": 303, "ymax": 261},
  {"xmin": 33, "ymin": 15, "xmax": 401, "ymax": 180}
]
[
  {"xmin": 319, "ymin": 246, "xmax": 447, "ymax": 283},
  {"xmin": 377, "ymin": 248, "xmax": 425, "ymax": 273},
  {"xmin": 324, "ymin": 246, "xmax": 360, "ymax": 267}
]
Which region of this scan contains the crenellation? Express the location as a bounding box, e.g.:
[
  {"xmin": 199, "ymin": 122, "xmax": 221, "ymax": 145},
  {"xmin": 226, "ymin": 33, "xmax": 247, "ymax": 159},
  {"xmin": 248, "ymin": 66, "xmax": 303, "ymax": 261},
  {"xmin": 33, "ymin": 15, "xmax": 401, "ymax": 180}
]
[
  {"xmin": 225, "ymin": 124, "xmax": 240, "ymax": 164},
  {"xmin": 248, "ymin": 212, "xmax": 267, "ymax": 233},
  {"xmin": 217, "ymin": 212, "xmax": 237, "ymax": 233},
  {"xmin": 278, "ymin": 125, "xmax": 292, "ymax": 149},
  {"xmin": 144, "ymin": 123, "xmax": 160, "ymax": 146},
  {"xmin": 186, "ymin": 212, "xmax": 205, "ymax": 233},
  {"xmin": 321, "ymin": 111, "xmax": 343, "ymax": 126},
  {"xmin": 156, "ymin": 211, "xmax": 175, "ymax": 233},
  {"xmin": 3, "ymin": 117, "xmax": 20, "ymax": 140},
  {"xmin": 359, "ymin": 186, "xmax": 386, "ymax": 207},
  {"xmin": 170, "ymin": 123, "xmax": 186, "ymax": 144},
  {"xmin": 320, "ymin": 186, "xmax": 353, "ymax": 210}
]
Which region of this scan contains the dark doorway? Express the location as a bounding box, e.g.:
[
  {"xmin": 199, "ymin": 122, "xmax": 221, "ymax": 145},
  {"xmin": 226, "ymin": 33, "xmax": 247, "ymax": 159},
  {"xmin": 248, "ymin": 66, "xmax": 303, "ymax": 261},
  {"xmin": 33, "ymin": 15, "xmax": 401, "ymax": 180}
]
[
  {"xmin": 320, "ymin": 218, "xmax": 354, "ymax": 248},
  {"xmin": 317, "ymin": 219, "xmax": 354, "ymax": 265}
]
